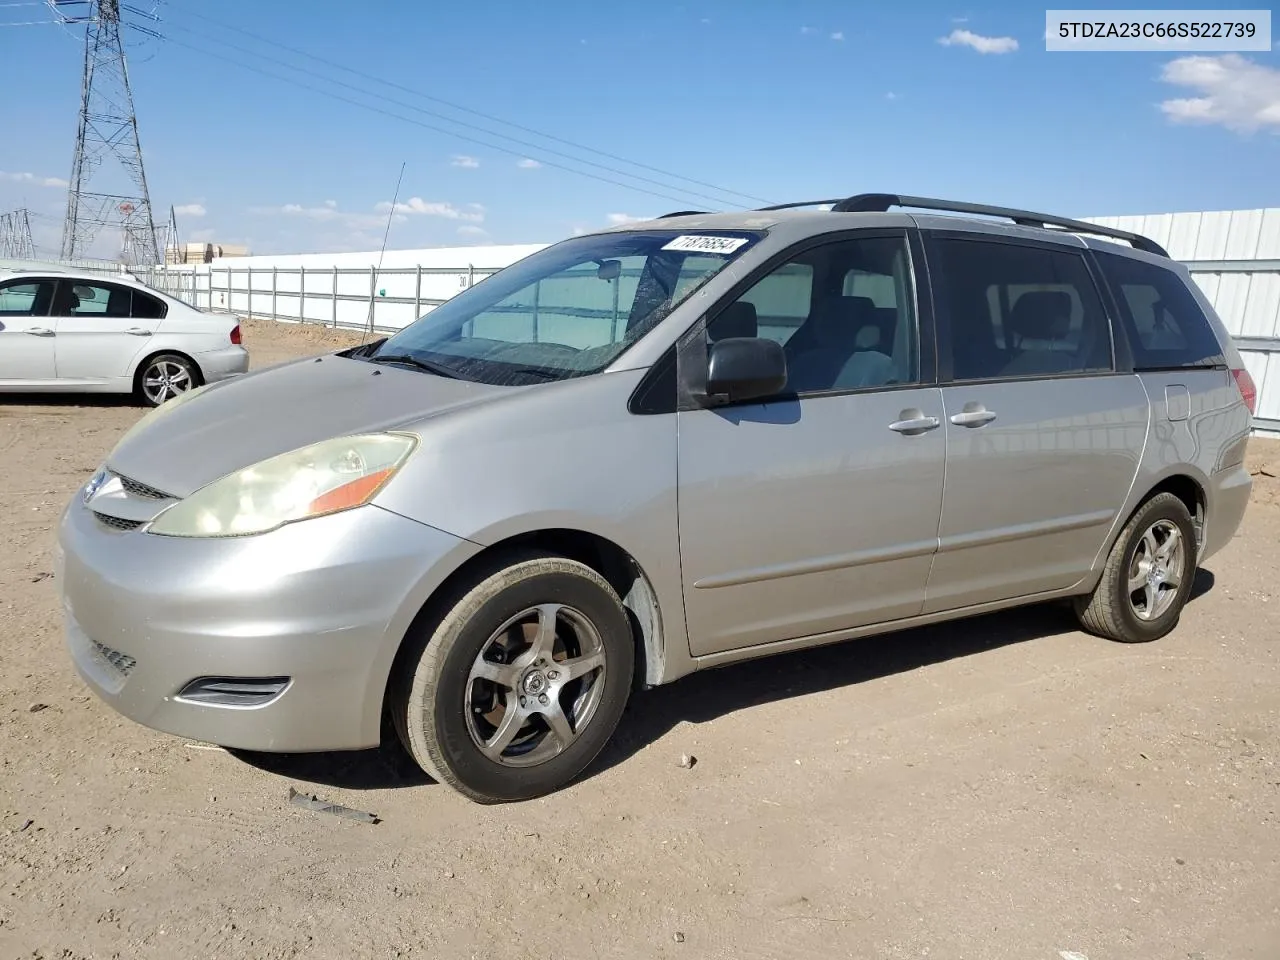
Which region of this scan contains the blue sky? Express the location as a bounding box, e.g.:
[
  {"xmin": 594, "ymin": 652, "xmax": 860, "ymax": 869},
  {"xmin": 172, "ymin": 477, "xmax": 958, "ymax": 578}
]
[{"xmin": 1, "ymin": 0, "xmax": 1277, "ymax": 256}]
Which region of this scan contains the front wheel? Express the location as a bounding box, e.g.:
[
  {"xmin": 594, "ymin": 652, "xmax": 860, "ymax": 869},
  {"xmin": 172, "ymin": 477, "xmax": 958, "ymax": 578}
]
[
  {"xmin": 136, "ymin": 353, "xmax": 199, "ymax": 407},
  {"xmin": 1074, "ymin": 492, "xmax": 1197, "ymax": 643},
  {"xmin": 393, "ymin": 553, "xmax": 635, "ymax": 803}
]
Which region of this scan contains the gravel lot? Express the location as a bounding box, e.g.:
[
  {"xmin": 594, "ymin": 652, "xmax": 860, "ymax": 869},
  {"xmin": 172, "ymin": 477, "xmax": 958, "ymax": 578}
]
[{"xmin": 2, "ymin": 318, "xmax": 1278, "ymax": 960}]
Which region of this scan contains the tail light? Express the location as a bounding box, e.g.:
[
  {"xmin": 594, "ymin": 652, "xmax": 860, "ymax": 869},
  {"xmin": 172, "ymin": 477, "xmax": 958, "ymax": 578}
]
[
  {"xmin": 1231, "ymin": 367, "xmax": 1256, "ymax": 415},
  {"xmin": 230, "ymin": 324, "xmax": 242, "ymax": 345}
]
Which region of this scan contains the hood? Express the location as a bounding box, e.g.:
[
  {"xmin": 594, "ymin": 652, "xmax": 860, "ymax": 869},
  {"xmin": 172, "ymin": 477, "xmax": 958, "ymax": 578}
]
[{"xmin": 106, "ymin": 353, "xmax": 512, "ymax": 497}]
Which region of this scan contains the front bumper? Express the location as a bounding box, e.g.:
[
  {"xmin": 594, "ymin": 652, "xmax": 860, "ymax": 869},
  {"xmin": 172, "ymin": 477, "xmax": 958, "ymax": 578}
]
[
  {"xmin": 57, "ymin": 497, "xmax": 477, "ymax": 752},
  {"xmin": 195, "ymin": 345, "xmax": 249, "ymax": 384}
]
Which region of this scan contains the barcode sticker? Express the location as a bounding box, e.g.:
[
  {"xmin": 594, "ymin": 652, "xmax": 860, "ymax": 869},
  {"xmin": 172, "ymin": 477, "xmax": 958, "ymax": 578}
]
[{"xmin": 661, "ymin": 235, "xmax": 750, "ymax": 255}]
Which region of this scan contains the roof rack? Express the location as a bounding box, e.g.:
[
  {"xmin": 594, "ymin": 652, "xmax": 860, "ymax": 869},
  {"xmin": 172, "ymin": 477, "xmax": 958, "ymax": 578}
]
[
  {"xmin": 757, "ymin": 200, "xmax": 843, "ymax": 211},
  {"xmin": 828, "ymin": 193, "xmax": 1170, "ymax": 258}
]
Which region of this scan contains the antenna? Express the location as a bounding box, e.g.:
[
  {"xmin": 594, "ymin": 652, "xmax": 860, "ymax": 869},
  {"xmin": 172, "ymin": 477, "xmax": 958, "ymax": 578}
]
[
  {"xmin": 59, "ymin": 0, "xmax": 160, "ymax": 264},
  {"xmin": 362, "ymin": 161, "xmax": 406, "ymax": 343},
  {"xmin": 0, "ymin": 209, "xmax": 37, "ymax": 259}
]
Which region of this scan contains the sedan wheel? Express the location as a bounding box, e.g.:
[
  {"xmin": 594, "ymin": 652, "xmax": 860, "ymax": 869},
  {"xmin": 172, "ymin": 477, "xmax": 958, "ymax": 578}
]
[
  {"xmin": 137, "ymin": 354, "xmax": 198, "ymax": 407},
  {"xmin": 393, "ymin": 552, "xmax": 635, "ymax": 803}
]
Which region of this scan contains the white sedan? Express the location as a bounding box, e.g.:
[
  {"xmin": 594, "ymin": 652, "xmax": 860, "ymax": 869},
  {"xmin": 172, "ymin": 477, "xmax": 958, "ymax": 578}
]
[{"xmin": 0, "ymin": 265, "xmax": 248, "ymax": 406}]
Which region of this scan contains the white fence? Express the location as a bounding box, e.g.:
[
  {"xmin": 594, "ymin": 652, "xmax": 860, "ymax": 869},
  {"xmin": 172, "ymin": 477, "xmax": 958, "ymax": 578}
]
[{"xmin": 135, "ymin": 262, "xmax": 505, "ymax": 333}]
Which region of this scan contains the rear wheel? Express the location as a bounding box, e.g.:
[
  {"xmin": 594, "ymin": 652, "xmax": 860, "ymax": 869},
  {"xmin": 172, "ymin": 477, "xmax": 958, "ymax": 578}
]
[
  {"xmin": 393, "ymin": 553, "xmax": 635, "ymax": 803},
  {"xmin": 136, "ymin": 353, "xmax": 199, "ymax": 407},
  {"xmin": 1074, "ymin": 492, "xmax": 1197, "ymax": 643}
]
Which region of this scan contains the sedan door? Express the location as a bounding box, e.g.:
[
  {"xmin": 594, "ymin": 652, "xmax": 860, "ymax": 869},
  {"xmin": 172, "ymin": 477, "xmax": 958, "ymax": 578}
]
[
  {"xmin": 51, "ymin": 279, "xmax": 154, "ymax": 383},
  {"xmin": 677, "ymin": 231, "xmax": 945, "ymax": 657},
  {"xmin": 920, "ymin": 232, "xmax": 1148, "ymax": 613},
  {"xmin": 0, "ymin": 277, "xmax": 59, "ymax": 381}
]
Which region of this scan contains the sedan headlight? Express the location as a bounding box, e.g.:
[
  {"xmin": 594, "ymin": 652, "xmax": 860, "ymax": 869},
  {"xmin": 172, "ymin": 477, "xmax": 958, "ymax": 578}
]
[{"xmin": 148, "ymin": 433, "xmax": 418, "ymax": 538}]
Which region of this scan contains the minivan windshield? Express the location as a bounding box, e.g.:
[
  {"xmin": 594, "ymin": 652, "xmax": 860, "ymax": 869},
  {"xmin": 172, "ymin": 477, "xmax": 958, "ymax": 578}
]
[{"xmin": 368, "ymin": 230, "xmax": 761, "ymax": 385}]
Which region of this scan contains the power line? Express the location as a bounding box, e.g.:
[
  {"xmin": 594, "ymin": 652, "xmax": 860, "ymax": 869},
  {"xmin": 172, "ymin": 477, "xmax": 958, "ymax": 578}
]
[
  {"xmin": 151, "ymin": 31, "xmax": 752, "ymax": 211},
  {"xmin": 163, "ymin": 8, "xmax": 773, "ymax": 208},
  {"xmin": 152, "ymin": 20, "xmax": 757, "ymax": 211}
]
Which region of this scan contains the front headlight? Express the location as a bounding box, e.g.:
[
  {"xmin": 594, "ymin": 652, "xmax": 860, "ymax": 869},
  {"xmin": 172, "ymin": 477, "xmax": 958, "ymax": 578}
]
[{"xmin": 147, "ymin": 433, "xmax": 418, "ymax": 538}]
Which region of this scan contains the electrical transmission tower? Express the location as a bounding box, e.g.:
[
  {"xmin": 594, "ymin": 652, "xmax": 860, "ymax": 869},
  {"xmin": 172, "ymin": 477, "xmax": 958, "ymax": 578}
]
[
  {"xmin": 58, "ymin": 0, "xmax": 160, "ymax": 264},
  {"xmin": 160, "ymin": 204, "xmax": 179, "ymax": 263},
  {"xmin": 0, "ymin": 209, "xmax": 36, "ymax": 260}
]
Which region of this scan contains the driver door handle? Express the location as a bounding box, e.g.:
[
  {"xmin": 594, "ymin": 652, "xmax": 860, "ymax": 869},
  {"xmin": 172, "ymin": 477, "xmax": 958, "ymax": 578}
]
[
  {"xmin": 125, "ymin": 327, "xmax": 153, "ymax": 336},
  {"xmin": 26, "ymin": 327, "xmax": 55, "ymax": 337},
  {"xmin": 888, "ymin": 414, "xmax": 940, "ymax": 435}
]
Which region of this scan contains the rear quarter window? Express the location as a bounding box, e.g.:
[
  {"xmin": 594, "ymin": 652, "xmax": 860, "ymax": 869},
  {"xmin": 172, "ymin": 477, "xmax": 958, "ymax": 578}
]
[{"xmin": 1094, "ymin": 252, "xmax": 1225, "ymax": 370}]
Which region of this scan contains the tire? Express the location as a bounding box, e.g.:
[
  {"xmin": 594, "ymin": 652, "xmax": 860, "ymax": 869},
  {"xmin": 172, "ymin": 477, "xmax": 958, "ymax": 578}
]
[
  {"xmin": 1074, "ymin": 492, "xmax": 1197, "ymax": 643},
  {"xmin": 135, "ymin": 353, "xmax": 200, "ymax": 408},
  {"xmin": 392, "ymin": 552, "xmax": 635, "ymax": 804}
]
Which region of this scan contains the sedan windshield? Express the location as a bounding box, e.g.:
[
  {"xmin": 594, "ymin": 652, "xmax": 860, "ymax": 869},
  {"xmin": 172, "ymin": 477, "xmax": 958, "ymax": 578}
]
[{"xmin": 368, "ymin": 230, "xmax": 761, "ymax": 385}]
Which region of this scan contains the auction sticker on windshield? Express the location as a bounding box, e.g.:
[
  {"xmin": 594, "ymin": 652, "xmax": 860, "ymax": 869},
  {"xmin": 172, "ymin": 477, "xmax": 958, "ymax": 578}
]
[{"xmin": 661, "ymin": 235, "xmax": 751, "ymax": 255}]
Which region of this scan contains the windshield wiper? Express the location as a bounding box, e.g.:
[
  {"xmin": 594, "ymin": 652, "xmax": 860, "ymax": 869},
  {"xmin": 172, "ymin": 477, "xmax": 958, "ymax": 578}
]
[{"xmin": 366, "ymin": 354, "xmax": 462, "ymax": 379}]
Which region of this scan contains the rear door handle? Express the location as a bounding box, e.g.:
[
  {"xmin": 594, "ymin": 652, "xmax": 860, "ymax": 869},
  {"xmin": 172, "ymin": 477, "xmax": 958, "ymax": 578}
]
[
  {"xmin": 125, "ymin": 327, "xmax": 153, "ymax": 336},
  {"xmin": 26, "ymin": 327, "xmax": 55, "ymax": 337},
  {"xmin": 949, "ymin": 408, "xmax": 997, "ymax": 427},
  {"xmin": 888, "ymin": 414, "xmax": 941, "ymax": 435}
]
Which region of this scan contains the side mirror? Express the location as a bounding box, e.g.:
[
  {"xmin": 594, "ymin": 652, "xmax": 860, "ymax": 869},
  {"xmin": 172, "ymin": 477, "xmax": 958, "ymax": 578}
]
[{"xmin": 705, "ymin": 336, "xmax": 787, "ymax": 404}]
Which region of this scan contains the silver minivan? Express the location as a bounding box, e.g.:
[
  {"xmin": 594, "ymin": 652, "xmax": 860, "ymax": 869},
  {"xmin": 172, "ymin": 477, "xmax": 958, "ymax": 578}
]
[{"xmin": 57, "ymin": 194, "xmax": 1256, "ymax": 803}]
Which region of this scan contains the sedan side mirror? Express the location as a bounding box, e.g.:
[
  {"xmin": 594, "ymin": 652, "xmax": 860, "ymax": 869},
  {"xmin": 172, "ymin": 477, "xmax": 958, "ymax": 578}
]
[{"xmin": 705, "ymin": 336, "xmax": 787, "ymax": 404}]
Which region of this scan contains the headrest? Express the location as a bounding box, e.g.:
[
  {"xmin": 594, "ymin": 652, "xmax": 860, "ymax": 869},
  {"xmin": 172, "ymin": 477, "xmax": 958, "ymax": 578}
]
[
  {"xmin": 711, "ymin": 301, "xmax": 758, "ymax": 340},
  {"xmin": 854, "ymin": 325, "xmax": 881, "ymax": 350},
  {"xmin": 1008, "ymin": 291, "xmax": 1072, "ymax": 342}
]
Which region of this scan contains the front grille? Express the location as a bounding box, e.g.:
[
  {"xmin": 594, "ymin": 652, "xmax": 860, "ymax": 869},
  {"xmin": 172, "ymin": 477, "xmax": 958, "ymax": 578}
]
[
  {"xmin": 117, "ymin": 474, "xmax": 171, "ymax": 500},
  {"xmin": 93, "ymin": 513, "xmax": 144, "ymax": 532},
  {"xmin": 91, "ymin": 639, "xmax": 137, "ymax": 678}
]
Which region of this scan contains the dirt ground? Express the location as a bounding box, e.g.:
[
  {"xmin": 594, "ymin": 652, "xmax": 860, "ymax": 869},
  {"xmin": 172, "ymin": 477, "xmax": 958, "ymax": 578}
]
[{"xmin": 2, "ymin": 318, "xmax": 1278, "ymax": 960}]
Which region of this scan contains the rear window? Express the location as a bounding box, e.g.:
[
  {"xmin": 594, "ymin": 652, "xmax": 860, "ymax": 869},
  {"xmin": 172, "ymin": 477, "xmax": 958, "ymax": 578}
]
[{"xmin": 1094, "ymin": 252, "xmax": 1225, "ymax": 370}]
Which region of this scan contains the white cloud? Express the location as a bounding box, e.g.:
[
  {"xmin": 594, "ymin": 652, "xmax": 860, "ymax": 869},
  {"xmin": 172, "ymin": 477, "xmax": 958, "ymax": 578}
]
[
  {"xmin": 324, "ymin": 199, "xmax": 337, "ymax": 208},
  {"xmin": 451, "ymin": 154, "xmax": 480, "ymax": 168},
  {"xmin": 516, "ymin": 158, "xmax": 541, "ymax": 169},
  {"xmin": 830, "ymin": 31, "xmax": 844, "ymax": 41},
  {"xmin": 1159, "ymin": 54, "xmax": 1280, "ymax": 134},
  {"xmin": 606, "ymin": 212, "xmax": 655, "ymax": 225},
  {"xmin": 800, "ymin": 25, "xmax": 816, "ymax": 35},
  {"xmin": 273, "ymin": 202, "xmax": 400, "ymax": 230},
  {"xmin": 173, "ymin": 203, "xmax": 206, "ymax": 217},
  {"xmin": 886, "ymin": 91, "xmax": 899, "ymax": 100},
  {"xmin": 700, "ymin": 17, "xmax": 710, "ymax": 24},
  {"xmin": 952, "ymin": 16, "xmax": 969, "ymax": 23},
  {"xmin": 457, "ymin": 224, "xmax": 488, "ymax": 237},
  {"xmin": 938, "ymin": 28, "xmax": 1018, "ymax": 54},
  {"xmin": 375, "ymin": 197, "xmax": 485, "ymax": 222},
  {"xmin": 0, "ymin": 171, "xmax": 68, "ymax": 188}
]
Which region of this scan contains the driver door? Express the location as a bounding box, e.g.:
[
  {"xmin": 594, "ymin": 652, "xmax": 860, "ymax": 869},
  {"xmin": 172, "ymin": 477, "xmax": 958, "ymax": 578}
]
[
  {"xmin": 0, "ymin": 277, "xmax": 58, "ymax": 382},
  {"xmin": 676, "ymin": 231, "xmax": 946, "ymax": 656}
]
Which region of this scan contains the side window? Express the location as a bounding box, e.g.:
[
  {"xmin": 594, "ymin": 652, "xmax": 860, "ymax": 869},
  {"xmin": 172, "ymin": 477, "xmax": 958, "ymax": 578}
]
[
  {"xmin": 53, "ymin": 281, "xmax": 132, "ymax": 317},
  {"xmin": 707, "ymin": 235, "xmax": 919, "ymax": 394},
  {"xmin": 1093, "ymin": 252, "xmax": 1225, "ymax": 370},
  {"xmin": 739, "ymin": 263, "xmax": 813, "ymax": 345},
  {"xmin": 928, "ymin": 238, "xmax": 1113, "ymax": 381},
  {"xmin": 130, "ymin": 289, "xmax": 166, "ymax": 320},
  {"xmin": 0, "ymin": 279, "xmax": 55, "ymax": 316}
]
